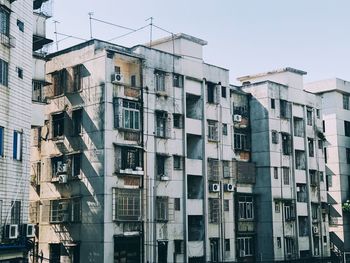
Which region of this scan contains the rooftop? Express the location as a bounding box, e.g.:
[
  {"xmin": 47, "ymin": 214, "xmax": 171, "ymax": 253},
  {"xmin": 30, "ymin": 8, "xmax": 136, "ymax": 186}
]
[
  {"xmin": 237, "ymin": 67, "xmax": 307, "ymax": 82},
  {"xmin": 147, "ymin": 33, "xmax": 208, "ymax": 47}
]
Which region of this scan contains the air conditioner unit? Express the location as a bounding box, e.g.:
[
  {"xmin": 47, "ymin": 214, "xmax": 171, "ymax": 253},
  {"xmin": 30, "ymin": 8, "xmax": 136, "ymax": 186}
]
[
  {"xmin": 25, "ymin": 224, "xmax": 35, "ymax": 238},
  {"xmin": 5, "ymin": 224, "xmax": 19, "ymax": 239},
  {"xmin": 224, "ymin": 183, "xmax": 234, "ymax": 192},
  {"xmin": 111, "ymin": 73, "xmax": 124, "ymax": 83},
  {"xmin": 58, "ymin": 174, "xmax": 68, "ymax": 184},
  {"xmin": 233, "ymin": 114, "xmax": 242, "ymax": 122},
  {"xmin": 160, "ymin": 174, "xmax": 169, "ymax": 181},
  {"xmin": 209, "ymin": 183, "xmax": 220, "ymax": 192},
  {"xmin": 57, "ymin": 163, "xmax": 67, "ymax": 174},
  {"xmin": 312, "ymin": 226, "xmax": 319, "ymax": 234}
]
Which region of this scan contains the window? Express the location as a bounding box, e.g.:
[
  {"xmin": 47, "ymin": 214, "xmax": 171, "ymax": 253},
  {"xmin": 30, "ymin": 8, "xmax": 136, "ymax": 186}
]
[
  {"xmin": 155, "ymin": 71, "xmax": 166, "ymax": 92},
  {"xmin": 224, "ymin": 200, "xmax": 229, "ymax": 211},
  {"xmin": 319, "ymin": 171, "xmax": 324, "ymax": 182},
  {"xmin": 207, "ymin": 82, "xmax": 216, "ymax": 103},
  {"xmin": 307, "ymin": 108, "xmax": 313, "ymax": 126},
  {"xmin": 209, "ymin": 198, "xmax": 219, "ymax": 223},
  {"xmin": 50, "ymin": 199, "xmax": 69, "ymax": 223},
  {"xmin": 297, "ymin": 184, "xmax": 307, "ymax": 202},
  {"xmin": 294, "ymin": 117, "xmax": 304, "ymax": 137},
  {"xmin": 312, "ymin": 204, "xmax": 319, "ymax": 220},
  {"xmin": 114, "ymin": 188, "xmax": 140, "ymax": 221},
  {"xmin": 52, "ymin": 69, "xmax": 67, "ymax": 96},
  {"xmin": 49, "ymin": 244, "xmax": 61, "ymax": 263},
  {"xmin": 295, "ymin": 150, "xmax": 306, "ymax": 170},
  {"xmin": 237, "ymin": 237, "xmax": 254, "ymax": 257},
  {"xmin": 174, "ymin": 198, "xmax": 180, "ymax": 211},
  {"xmin": 222, "ymin": 123, "xmax": 228, "ymax": 136},
  {"xmin": 173, "ymin": 155, "xmax": 182, "ymax": 170},
  {"xmin": 316, "ymin": 109, "xmax": 320, "ymax": 118},
  {"xmin": 277, "ymin": 237, "xmax": 281, "ymax": 248},
  {"xmin": 225, "ymin": 239, "xmax": 230, "ymax": 251},
  {"xmin": 223, "ymin": 161, "xmax": 230, "ymax": 178},
  {"xmin": 280, "ymin": 100, "xmax": 290, "ymax": 118},
  {"xmin": 322, "ymin": 120, "xmax": 325, "ymax": 132},
  {"xmin": 234, "ymin": 133, "xmax": 249, "ymax": 150},
  {"xmin": 17, "ymin": 67, "xmax": 23, "ymax": 79},
  {"xmin": 343, "ymin": 94, "xmax": 350, "ymax": 110},
  {"xmin": 285, "ymin": 237, "xmax": 294, "ymax": 255},
  {"xmin": 13, "ymin": 131, "xmax": 22, "ymax": 160},
  {"xmin": 70, "ymin": 154, "xmax": 81, "ymax": 179},
  {"xmin": 271, "ymin": 98, "xmax": 275, "ymax": 109},
  {"xmin": 130, "ymin": 75, "xmax": 136, "ymax": 87},
  {"xmin": 345, "ymin": 121, "xmax": 350, "ymax": 136},
  {"xmin": 173, "ymin": 114, "xmax": 182, "ymax": 129},
  {"xmin": 310, "ymin": 170, "xmax": 317, "ymax": 186},
  {"xmin": 52, "ymin": 112, "xmax": 65, "ymax": 138},
  {"xmin": 32, "ymin": 80, "xmax": 44, "ymax": 102},
  {"xmin": 73, "ymin": 65, "xmax": 83, "ymax": 92},
  {"xmin": 156, "ymin": 196, "xmax": 168, "ymax": 222},
  {"xmin": 174, "ymin": 240, "xmax": 184, "ymax": 254},
  {"xmin": 72, "ymin": 109, "xmax": 82, "ymax": 136},
  {"xmin": 0, "ymin": 7, "xmax": 9, "ymax": 36},
  {"xmin": 0, "ymin": 126, "xmax": 3, "ymax": 156},
  {"xmin": 281, "ymin": 133, "xmax": 291, "ymax": 155},
  {"xmin": 346, "ymin": 148, "xmax": 350, "ymax": 164},
  {"xmin": 173, "ymin": 74, "xmax": 183, "ymax": 88},
  {"xmin": 299, "ymin": 216, "xmax": 309, "ymax": 236},
  {"xmin": 120, "ymin": 147, "xmax": 141, "ymax": 170},
  {"xmin": 272, "ymin": 130, "xmax": 279, "ymax": 144},
  {"xmin": 308, "ymin": 138, "xmax": 314, "ymax": 157},
  {"xmin": 51, "ymin": 156, "xmax": 64, "ymax": 178},
  {"xmin": 156, "ymin": 111, "xmax": 168, "ymax": 138},
  {"xmin": 238, "ymin": 196, "xmax": 254, "ymax": 220},
  {"xmin": 221, "ymin": 86, "xmax": 226, "ymax": 98},
  {"xmin": 114, "ymin": 66, "xmax": 121, "ymax": 74},
  {"xmin": 11, "ymin": 201, "xmax": 21, "ymax": 224},
  {"xmin": 207, "ymin": 120, "xmax": 218, "ymax": 141},
  {"xmin": 274, "ymin": 167, "xmax": 278, "ymax": 179},
  {"xmin": 0, "ymin": 59, "xmax": 8, "ymax": 86},
  {"xmin": 156, "ymin": 155, "xmax": 166, "ymax": 176},
  {"xmin": 318, "ymin": 140, "xmax": 323, "ymax": 150},
  {"xmin": 188, "ymin": 215, "xmax": 204, "ymax": 241},
  {"xmin": 207, "ymin": 158, "xmax": 219, "ymax": 181},
  {"xmin": 114, "ymin": 98, "xmax": 140, "ymax": 130},
  {"xmin": 17, "ymin": 19, "xmax": 24, "ymax": 32},
  {"xmin": 50, "ymin": 198, "xmax": 81, "ymax": 223},
  {"xmin": 275, "ymin": 202, "xmax": 280, "ymax": 213},
  {"xmin": 284, "ymin": 203, "xmax": 295, "ymax": 221},
  {"xmin": 187, "ymin": 175, "xmax": 203, "ymax": 199},
  {"xmin": 283, "ymin": 167, "xmax": 289, "ymax": 185}
]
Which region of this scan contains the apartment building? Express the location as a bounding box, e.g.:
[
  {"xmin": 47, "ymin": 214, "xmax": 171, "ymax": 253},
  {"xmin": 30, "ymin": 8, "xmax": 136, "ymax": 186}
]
[
  {"xmin": 0, "ymin": 0, "xmax": 36, "ymax": 261},
  {"xmin": 305, "ymin": 78, "xmax": 350, "ymax": 261},
  {"xmin": 28, "ymin": 33, "xmax": 244, "ymax": 262},
  {"xmin": 238, "ymin": 68, "xmax": 331, "ymax": 261}
]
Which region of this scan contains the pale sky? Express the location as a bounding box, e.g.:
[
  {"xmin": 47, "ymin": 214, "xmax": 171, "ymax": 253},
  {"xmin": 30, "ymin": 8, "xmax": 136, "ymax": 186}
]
[{"xmin": 46, "ymin": 0, "xmax": 350, "ymax": 84}]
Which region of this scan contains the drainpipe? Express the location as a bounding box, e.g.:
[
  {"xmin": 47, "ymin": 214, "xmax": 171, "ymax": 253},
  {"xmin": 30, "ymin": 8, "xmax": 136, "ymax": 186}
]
[
  {"xmin": 183, "ymin": 77, "xmax": 188, "ymax": 263},
  {"xmin": 202, "ymin": 78, "xmax": 208, "ymax": 262}
]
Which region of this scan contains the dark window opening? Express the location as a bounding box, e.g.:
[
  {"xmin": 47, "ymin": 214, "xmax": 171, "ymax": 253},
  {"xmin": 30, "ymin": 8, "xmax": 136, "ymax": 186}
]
[{"xmin": 52, "ymin": 112, "xmax": 65, "ymax": 138}]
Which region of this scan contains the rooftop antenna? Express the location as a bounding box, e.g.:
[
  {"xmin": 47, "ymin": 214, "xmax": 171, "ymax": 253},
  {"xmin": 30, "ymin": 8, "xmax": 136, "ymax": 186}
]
[
  {"xmin": 53, "ymin": 20, "xmax": 60, "ymax": 51},
  {"xmin": 145, "ymin": 17, "xmax": 153, "ymax": 47},
  {"xmin": 88, "ymin": 12, "xmax": 94, "ymax": 39}
]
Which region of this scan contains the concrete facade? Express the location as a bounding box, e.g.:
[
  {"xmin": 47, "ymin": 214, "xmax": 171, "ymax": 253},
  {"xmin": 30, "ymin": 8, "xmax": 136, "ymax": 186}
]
[
  {"xmin": 0, "ymin": 0, "xmax": 35, "ymax": 261},
  {"xmin": 239, "ymin": 68, "xmax": 330, "ymax": 261},
  {"xmin": 28, "ymin": 34, "xmax": 259, "ymax": 263},
  {"xmin": 306, "ymin": 78, "xmax": 350, "ymax": 260}
]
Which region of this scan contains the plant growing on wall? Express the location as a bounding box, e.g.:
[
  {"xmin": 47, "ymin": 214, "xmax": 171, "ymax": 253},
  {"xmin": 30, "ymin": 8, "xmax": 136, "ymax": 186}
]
[{"xmin": 343, "ymin": 200, "xmax": 350, "ymax": 213}]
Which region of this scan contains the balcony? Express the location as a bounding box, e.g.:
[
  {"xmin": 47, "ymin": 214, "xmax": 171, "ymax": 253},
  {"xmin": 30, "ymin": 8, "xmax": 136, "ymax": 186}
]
[{"xmin": 0, "ymin": 33, "xmax": 15, "ymax": 48}]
